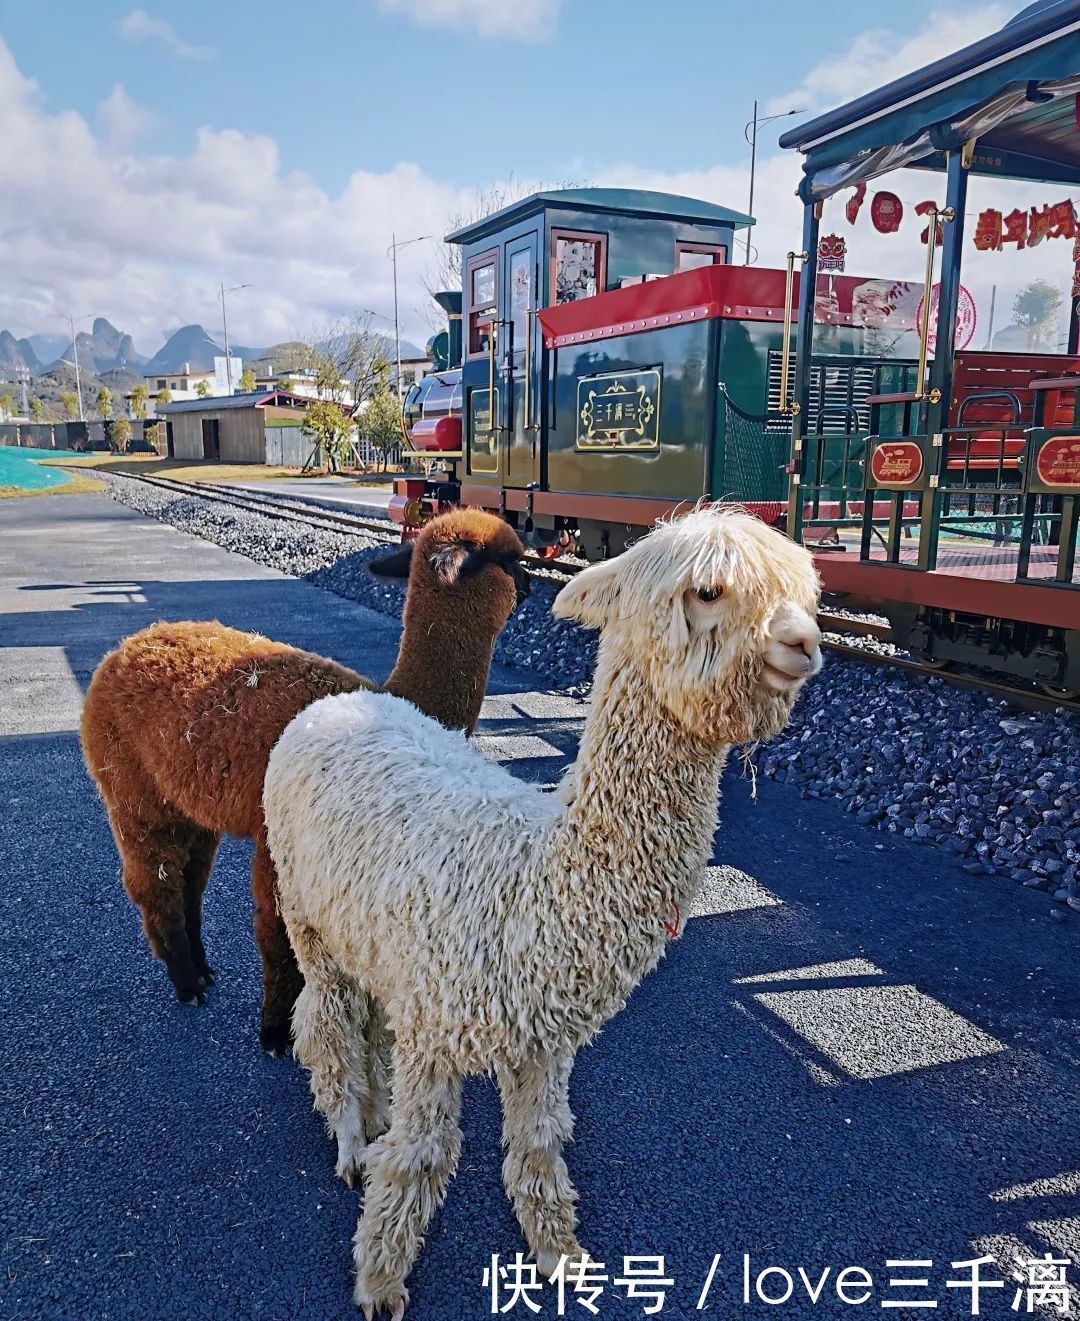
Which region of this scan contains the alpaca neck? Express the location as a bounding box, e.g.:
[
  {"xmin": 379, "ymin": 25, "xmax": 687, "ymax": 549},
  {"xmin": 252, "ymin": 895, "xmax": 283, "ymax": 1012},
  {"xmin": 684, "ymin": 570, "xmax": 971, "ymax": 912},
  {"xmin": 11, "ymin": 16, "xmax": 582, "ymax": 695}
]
[
  {"xmin": 558, "ymin": 644, "xmax": 727, "ymax": 926},
  {"xmin": 383, "ymin": 591, "xmax": 495, "ymax": 735}
]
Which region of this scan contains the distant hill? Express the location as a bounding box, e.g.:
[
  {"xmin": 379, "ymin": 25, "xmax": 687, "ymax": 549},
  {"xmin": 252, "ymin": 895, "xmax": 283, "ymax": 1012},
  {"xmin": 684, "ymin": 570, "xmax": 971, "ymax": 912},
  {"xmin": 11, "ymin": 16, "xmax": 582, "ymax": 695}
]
[
  {"xmin": 50, "ymin": 318, "xmax": 144, "ymax": 375},
  {"xmin": 142, "ymin": 324, "xmax": 228, "ymax": 376},
  {"xmin": 26, "ymin": 332, "xmax": 67, "ymax": 363},
  {"xmin": 0, "ymin": 330, "xmax": 39, "ymax": 375}
]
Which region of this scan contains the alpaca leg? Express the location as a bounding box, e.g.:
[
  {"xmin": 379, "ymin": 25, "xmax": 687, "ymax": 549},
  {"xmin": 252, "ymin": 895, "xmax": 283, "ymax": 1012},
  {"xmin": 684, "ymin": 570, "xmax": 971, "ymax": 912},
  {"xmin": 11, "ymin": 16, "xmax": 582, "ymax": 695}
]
[
  {"xmin": 352, "ymin": 1044, "xmax": 463, "ymax": 1318},
  {"xmin": 181, "ymin": 826, "xmax": 219, "ymax": 987},
  {"xmin": 252, "ymin": 831, "xmax": 303, "ymax": 1056},
  {"xmin": 363, "ymin": 996, "xmax": 393, "ymax": 1140},
  {"xmin": 497, "ymin": 1051, "xmax": 581, "ymax": 1276},
  {"xmin": 118, "ymin": 825, "xmax": 204, "ymax": 1006},
  {"xmin": 289, "ymin": 922, "xmax": 373, "ymax": 1187}
]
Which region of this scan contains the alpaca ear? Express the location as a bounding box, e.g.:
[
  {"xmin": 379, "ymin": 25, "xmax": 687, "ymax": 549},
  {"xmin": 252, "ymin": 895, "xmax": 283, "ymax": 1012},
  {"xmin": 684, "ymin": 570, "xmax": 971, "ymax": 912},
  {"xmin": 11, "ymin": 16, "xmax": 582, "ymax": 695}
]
[
  {"xmin": 428, "ymin": 541, "xmax": 479, "ymax": 586},
  {"xmin": 552, "ymin": 557, "xmax": 622, "ymax": 629},
  {"xmin": 367, "ymin": 544, "xmax": 414, "ymax": 580}
]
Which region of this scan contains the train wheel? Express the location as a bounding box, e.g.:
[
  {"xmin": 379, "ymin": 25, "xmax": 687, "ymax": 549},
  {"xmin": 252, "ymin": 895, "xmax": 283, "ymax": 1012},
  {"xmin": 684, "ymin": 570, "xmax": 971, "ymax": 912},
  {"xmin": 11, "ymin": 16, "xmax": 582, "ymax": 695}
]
[
  {"xmin": 919, "ymin": 657, "xmax": 953, "ymax": 670},
  {"xmin": 1038, "ymin": 682, "xmax": 1079, "ymax": 701}
]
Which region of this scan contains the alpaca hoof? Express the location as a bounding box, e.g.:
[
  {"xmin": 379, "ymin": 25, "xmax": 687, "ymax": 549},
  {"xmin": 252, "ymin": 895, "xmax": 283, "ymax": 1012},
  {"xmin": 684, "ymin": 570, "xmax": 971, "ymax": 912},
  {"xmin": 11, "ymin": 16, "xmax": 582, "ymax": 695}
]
[
  {"xmin": 338, "ymin": 1158, "xmax": 364, "ymax": 1190},
  {"xmin": 260, "ymin": 1022, "xmax": 291, "ymax": 1057},
  {"xmin": 353, "ymin": 1282, "xmax": 407, "ymax": 1318},
  {"xmin": 175, "ymin": 985, "xmax": 206, "ymax": 1007},
  {"xmin": 198, "ymin": 967, "xmax": 216, "ymax": 987},
  {"xmin": 538, "ymin": 1244, "xmax": 588, "ymax": 1280}
]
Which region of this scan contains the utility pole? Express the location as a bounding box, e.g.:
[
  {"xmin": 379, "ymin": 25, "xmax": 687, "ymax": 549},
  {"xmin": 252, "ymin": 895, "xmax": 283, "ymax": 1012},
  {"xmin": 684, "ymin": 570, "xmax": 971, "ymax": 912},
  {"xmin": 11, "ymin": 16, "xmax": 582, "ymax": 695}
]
[
  {"xmin": 220, "ymin": 282, "xmax": 251, "ymax": 394},
  {"xmin": 69, "ymin": 313, "xmax": 85, "ymax": 420},
  {"xmin": 744, "ymin": 102, "xmax": 806, "ymax": 265},
  {"xmin": 387, "ymin": 233, "xmax": 431, "ymax": 399}
]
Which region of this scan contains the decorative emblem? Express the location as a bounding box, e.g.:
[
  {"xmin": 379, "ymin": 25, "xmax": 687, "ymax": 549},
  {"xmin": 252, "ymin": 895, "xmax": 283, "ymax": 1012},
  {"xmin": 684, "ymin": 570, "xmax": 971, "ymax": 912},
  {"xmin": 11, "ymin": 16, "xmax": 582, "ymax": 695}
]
[
  {"xmin": 870, "ymin": 441, "xmax": 924, "ymax": 488},
  {"xmin": 871, "ymin": 191, "xmax": 903, "ymax": 234},
  {"xmin": 915, "ymin": 283, "xmax": 977, "ymax": 354},
  {"xmin": 818, "ymin": 233, "xmax": 847, "ymax": 272},
  {"xmin": 845, "ymin": 182, "xmax": 867, "ymax": 226},
  {"xmin": 576, "ymin": 370, "xmax": 661, "ymax": 450},
  {"xmin": 1035, "ymin": 435, "xmax": 1080, "ymax": 489}
]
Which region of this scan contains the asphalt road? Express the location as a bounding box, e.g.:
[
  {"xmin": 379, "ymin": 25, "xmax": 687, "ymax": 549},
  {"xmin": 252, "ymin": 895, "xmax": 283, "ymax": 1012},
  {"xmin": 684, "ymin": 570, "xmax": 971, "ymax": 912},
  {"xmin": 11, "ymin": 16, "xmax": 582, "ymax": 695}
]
[{"xmin": 1, "ymin": 493, "xmax": 1078, "ymax": 1321}]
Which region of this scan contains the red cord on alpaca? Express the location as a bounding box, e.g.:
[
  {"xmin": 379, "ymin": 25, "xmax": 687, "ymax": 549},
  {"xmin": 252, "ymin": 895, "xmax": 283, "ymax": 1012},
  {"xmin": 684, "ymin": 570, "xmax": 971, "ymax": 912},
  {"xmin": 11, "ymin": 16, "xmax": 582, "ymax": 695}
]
[{"xmin": 664, "ymin": 902, "xmax": 681, "ymax": 939}]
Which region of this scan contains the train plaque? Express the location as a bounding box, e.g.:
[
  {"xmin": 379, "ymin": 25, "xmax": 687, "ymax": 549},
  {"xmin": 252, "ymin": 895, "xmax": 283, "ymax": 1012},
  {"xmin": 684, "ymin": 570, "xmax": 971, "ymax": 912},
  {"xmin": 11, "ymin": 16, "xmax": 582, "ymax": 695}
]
[
  {"xmin": 1024, "ymin": 429, "xmax": 1080, "ymax": 493},
  {"xmin": 867, "ymin": 439, "xmax": 928, "ymax": 489},
  {"xmin": 576, "ymin": 369, "xmax": 661, "ymax": 451}
]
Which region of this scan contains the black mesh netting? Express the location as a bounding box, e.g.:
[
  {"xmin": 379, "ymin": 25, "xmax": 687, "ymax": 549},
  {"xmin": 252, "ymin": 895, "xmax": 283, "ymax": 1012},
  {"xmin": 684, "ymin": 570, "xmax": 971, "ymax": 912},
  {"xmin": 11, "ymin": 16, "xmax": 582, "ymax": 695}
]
[{"xmin": 718, "ymin": 391, "xmax": 789, "ymax": 526}]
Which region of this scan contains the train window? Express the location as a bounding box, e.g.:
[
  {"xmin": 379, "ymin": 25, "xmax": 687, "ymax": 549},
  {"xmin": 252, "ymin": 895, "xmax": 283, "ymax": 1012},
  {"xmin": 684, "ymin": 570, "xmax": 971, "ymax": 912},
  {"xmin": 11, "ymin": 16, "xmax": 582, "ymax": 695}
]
[
  {"xmin": 551, "ymin": 229, "xmax": 607, "ymax": 305},
  {"xmin": 676, "ymin": 242, "xmax": 727, "ymax": 272},
  {"xmin": 466, "ymin": 250, "xmax": 498, "ymax": 357}
]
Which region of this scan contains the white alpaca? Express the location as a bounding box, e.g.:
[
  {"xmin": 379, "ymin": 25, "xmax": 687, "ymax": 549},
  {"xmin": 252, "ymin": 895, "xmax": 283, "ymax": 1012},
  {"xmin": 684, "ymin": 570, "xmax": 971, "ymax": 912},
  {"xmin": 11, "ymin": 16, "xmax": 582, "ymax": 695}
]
[{"xmin": 263, "ymin": 507, "xmax": 823, "ymax": 1318}]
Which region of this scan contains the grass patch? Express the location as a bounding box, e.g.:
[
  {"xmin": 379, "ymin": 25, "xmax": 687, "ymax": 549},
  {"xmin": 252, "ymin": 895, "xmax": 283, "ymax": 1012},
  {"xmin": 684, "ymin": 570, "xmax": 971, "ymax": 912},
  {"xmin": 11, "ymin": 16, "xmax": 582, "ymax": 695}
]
[
  {"xmin": 0, "ymin": 470, "xmax": 105, "ymax": 499},
  {"xmin": 43, "ymin": 455, "xmax": 312, "ymax": 484}
]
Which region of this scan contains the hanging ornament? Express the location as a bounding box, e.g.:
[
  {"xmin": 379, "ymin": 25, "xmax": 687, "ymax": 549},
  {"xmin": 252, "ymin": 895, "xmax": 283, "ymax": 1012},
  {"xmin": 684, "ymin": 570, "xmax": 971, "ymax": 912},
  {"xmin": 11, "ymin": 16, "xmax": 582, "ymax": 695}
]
[
  {"xmin": 817, "ymin": 233, "xmax": 847, "ymax": 272},
  {"xmin": 871, "ymin": 191, "xmax": 903, "ymax": 233},
  {"xmin": 916, "ymin": 200, "xmax": 944, "ymax": 247},
  {"xmin": 845, "ymin": 182, "xmax": 867, "ymax": 226}
]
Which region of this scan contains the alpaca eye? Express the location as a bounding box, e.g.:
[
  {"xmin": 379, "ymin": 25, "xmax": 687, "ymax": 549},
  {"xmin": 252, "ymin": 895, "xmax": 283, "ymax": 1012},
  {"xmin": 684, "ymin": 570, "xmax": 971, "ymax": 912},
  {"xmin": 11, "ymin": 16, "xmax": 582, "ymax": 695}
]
[{"xmin": 695, "ymin": 586, "xmax": 724, "ymax": 603}]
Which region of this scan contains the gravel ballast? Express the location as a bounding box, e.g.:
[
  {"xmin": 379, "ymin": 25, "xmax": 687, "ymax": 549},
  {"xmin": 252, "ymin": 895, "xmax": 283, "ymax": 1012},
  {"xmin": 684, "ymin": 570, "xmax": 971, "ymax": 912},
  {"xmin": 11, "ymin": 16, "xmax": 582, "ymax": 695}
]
[{"xmin": 101, "ymin": 473, "xmax": 1080, "ymax": 920}]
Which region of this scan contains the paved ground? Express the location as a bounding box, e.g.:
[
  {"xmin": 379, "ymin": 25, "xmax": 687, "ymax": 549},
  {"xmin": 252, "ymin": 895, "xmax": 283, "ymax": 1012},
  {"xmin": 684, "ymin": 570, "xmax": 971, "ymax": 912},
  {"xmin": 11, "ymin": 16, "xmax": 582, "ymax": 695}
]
[
  {"xmin": 1, "ymin": 493, "xmax": 1078, "ymax": 1321},
  {"xmin": 228, "ymin": 477, "xmax": 394, "ymax": 520}
]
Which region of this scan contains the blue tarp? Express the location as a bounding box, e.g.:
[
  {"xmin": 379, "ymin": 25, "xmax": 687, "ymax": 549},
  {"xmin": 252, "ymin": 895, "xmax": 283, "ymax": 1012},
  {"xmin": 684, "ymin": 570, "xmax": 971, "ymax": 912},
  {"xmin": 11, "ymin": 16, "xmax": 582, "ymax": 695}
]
[{"xmin": 779, "ymin": 0, "xmax": 1080, "ymax": 199}]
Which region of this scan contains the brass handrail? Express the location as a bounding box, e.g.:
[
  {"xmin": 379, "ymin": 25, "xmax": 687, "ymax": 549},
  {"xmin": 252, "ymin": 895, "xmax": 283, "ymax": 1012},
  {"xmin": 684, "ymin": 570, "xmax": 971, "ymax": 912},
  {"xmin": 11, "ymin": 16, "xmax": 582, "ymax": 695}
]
[
  {"xmin": 916, "ymin": 206, "xmax": 954, "ymax": 403},
  {"xmin": 780, "ymin": 249, "xmax": 808, "ymax": 414},
  {"xmin": 524, "ymin": 305, "xmax": 533, "ymax": 432},
  {"xmin": 487, "ymin": 317, "xmax": 498, "ymax": 436}
]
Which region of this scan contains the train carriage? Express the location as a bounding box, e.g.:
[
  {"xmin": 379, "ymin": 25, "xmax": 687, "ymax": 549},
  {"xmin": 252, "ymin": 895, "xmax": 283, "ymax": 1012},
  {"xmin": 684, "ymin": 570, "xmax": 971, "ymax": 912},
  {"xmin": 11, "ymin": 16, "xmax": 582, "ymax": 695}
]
[
  {"xmin": 393, "ymin": 0, "xmax": 1079, "ymax": 693},
  {"xmin": 779, "ymin": 0, "xmax": 1080, "ymax": 692}
]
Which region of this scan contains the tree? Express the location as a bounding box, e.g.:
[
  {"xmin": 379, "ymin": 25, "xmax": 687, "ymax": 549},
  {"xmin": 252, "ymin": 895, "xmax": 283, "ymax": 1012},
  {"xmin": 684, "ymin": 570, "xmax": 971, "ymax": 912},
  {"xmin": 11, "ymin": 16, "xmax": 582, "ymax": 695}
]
[
  {"xmin": 298, "ymin": 314, "xmax": 391, "ymax": 422},
  {"xmin": 304, "ymin": 398, "xmax": 353, "ymax": 472},
  {"xmin": 144, "ymin": 419, "xmax": 162, "ymax": 452},
  {"xmin": 278, "ymin": 377, "xmax": 294, "ymax": 392},
  {"xmin": 109, "ymin": 416, "xmax": 132, "ymax": 454},
  {"xmin": 96, "ymin": 385, "xmax": 113, "ymax": 420},
  {"xmin": 130, "ymin": 384, "xmax": 149, "ymax": 419},
  {"xmin": 1012, "ymin": 280, "xmax": 1064, "ymax": 350},
  {"xmin": 239, "ymin": 365, "xmax": 257, "ymax": 392},
  {"xmin": 0, "ymin": 394, "xmax": 13, "ymax": 420},
  {"xmin": 59, "ymin": 391, "xmax": 79, "ymax": 420},
  {"xmin": 29, "ymin": 397, "xmax": 44, "ymax": 422},
  {"xmin": 420, "ymin": 175, "xmax": 583, "ymax": 328},
  {"xmin": 358, "ymin": 385, "xmax": 403, "ymax": 473},
  {"xmin": 195, "ymin": 380, "xmax": 211, "ymax": 398},
  {"xmin": 156, "ymin": 388, "xmax": 172, "ymax": 409}
]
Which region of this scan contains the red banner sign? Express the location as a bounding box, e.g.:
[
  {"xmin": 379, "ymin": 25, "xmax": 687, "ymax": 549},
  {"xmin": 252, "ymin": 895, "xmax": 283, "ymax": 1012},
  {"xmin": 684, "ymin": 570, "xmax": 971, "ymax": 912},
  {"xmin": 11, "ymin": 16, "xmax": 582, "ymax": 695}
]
[
  {"xmin": 1036, "ymin": 435, "xmax": 1080, "ymax": 489},
  {"xmin": 974, "ymin": 200, "xmax": 1077, "ymax": 251},
  {"xmin": 871, "ymin": 441, "xmax": 924, "ymax": 487}
]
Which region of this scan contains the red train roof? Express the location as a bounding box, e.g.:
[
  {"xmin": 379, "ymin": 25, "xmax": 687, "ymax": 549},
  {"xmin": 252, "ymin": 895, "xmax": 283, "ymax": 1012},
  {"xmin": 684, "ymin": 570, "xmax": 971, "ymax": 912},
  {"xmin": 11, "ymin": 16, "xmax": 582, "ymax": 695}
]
[{"xmin": 538, "ymin": 264, "xmax": 919, "ymax": 348}]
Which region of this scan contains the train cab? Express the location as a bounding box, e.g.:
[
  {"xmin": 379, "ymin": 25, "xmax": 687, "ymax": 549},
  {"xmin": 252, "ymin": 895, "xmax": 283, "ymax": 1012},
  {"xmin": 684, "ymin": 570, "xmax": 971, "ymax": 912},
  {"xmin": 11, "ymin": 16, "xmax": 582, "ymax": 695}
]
[{"xmin": 394, "ymin": 187, "xmax": 922, "ymax": 558}]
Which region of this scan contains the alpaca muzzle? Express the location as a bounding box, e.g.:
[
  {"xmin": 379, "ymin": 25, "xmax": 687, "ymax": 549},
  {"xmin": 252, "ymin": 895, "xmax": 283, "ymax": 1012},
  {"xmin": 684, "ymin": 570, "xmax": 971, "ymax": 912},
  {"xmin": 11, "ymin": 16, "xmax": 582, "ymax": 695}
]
[{"xmin": 761, "ymin": 605, "xmax": 822, "ymax": 692}]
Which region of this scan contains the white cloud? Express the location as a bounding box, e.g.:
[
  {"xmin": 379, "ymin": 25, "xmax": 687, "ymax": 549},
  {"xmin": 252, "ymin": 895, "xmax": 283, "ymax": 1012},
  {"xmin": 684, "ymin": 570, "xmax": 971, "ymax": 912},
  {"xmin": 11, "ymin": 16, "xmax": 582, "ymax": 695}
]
[
  {"xmin": 767, "ymin": 4, "xmax": 1009, "ymax": 117},
  {"xmin": 119, "ymin": 8, "xmax": 214, "ymax": 59},
  {"xmin": 377, "ymin": 0, "xmax": 560, "ymax": 41},
  {"xmin": 97, "ymin": 84, "xmax": 156, "ymax": 151},
  {"xmin": 0, "ymin": 38, "xmax": 468, "ymax": 352}
]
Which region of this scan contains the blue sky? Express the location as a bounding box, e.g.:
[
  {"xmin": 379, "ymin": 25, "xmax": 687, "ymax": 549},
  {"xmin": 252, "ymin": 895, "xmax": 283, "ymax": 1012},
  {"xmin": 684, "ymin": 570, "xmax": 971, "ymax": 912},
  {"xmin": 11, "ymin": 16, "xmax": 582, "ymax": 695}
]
[
  {"xmin": 4, "ymin": 0, "xmax": 966, "ymax": 190},
  {"xmin": 0, "ymin": 0, "xmax": 1066, "ymax": 353}
]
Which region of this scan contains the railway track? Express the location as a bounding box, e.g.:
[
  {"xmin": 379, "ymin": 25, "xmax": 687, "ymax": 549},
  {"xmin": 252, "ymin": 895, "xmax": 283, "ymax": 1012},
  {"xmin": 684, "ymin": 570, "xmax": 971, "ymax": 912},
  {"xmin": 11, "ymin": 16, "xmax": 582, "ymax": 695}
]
[{"xmin": 110, "ymin": 472, "xmax": 1079, "ymax": 714}]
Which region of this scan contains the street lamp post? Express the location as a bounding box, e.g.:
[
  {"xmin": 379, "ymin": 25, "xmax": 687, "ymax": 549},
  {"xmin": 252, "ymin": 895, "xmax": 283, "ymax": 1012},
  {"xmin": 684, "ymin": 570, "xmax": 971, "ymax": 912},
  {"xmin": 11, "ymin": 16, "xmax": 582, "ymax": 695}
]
[
  {"xmin": 68, "ymin": 312, "xmax": 94, "ymax": 420},
  {"xmin": 387, "ymin": 233, "xmax": 431, "ymax": 399},
  {"xmin": 743, "ymin": 101, "xmax": 805, "ymax": 264},
  {"xmin": 220, "ymin": 282, "xmax": 251, "ymax": 394}
]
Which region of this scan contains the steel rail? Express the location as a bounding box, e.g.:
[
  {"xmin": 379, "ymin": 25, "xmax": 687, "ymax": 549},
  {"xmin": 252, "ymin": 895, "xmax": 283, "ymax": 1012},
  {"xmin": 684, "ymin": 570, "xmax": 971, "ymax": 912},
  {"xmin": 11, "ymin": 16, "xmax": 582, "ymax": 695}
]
[{"xmin": 107, "ymin": 472, "xmax": 1077, "ymax": 713}]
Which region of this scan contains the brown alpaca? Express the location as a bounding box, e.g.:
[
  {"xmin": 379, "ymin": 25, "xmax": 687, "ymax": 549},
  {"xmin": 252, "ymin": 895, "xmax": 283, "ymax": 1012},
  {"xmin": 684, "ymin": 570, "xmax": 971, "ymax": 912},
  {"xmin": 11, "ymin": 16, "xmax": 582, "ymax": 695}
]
[{"xmin": 80, "ymin": 510, "xmax": 527, "ymax": 1054}]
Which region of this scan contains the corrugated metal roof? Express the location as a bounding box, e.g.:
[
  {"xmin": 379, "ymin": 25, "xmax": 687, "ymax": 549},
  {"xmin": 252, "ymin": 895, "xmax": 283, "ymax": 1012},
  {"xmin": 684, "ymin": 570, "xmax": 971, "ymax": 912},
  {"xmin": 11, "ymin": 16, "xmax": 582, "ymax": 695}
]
[
  {"xmin": 158, "ymin": 391, "xmax": 308, "ymax": 414},
  {"xmin": 779, "ymin": 0, "xmax": 1080, "ymax": 198}
]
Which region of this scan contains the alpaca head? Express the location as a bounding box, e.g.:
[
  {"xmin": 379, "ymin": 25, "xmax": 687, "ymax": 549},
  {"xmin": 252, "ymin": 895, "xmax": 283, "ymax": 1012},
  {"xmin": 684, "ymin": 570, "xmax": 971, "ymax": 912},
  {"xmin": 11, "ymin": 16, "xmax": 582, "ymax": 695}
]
[
  {"xmin": 369, "ymin": 509, "xmax": 529, "ymax": 619},
  {"xmin": 553, "ymin": 507, "xmax": 822, "ymax": 746}
]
